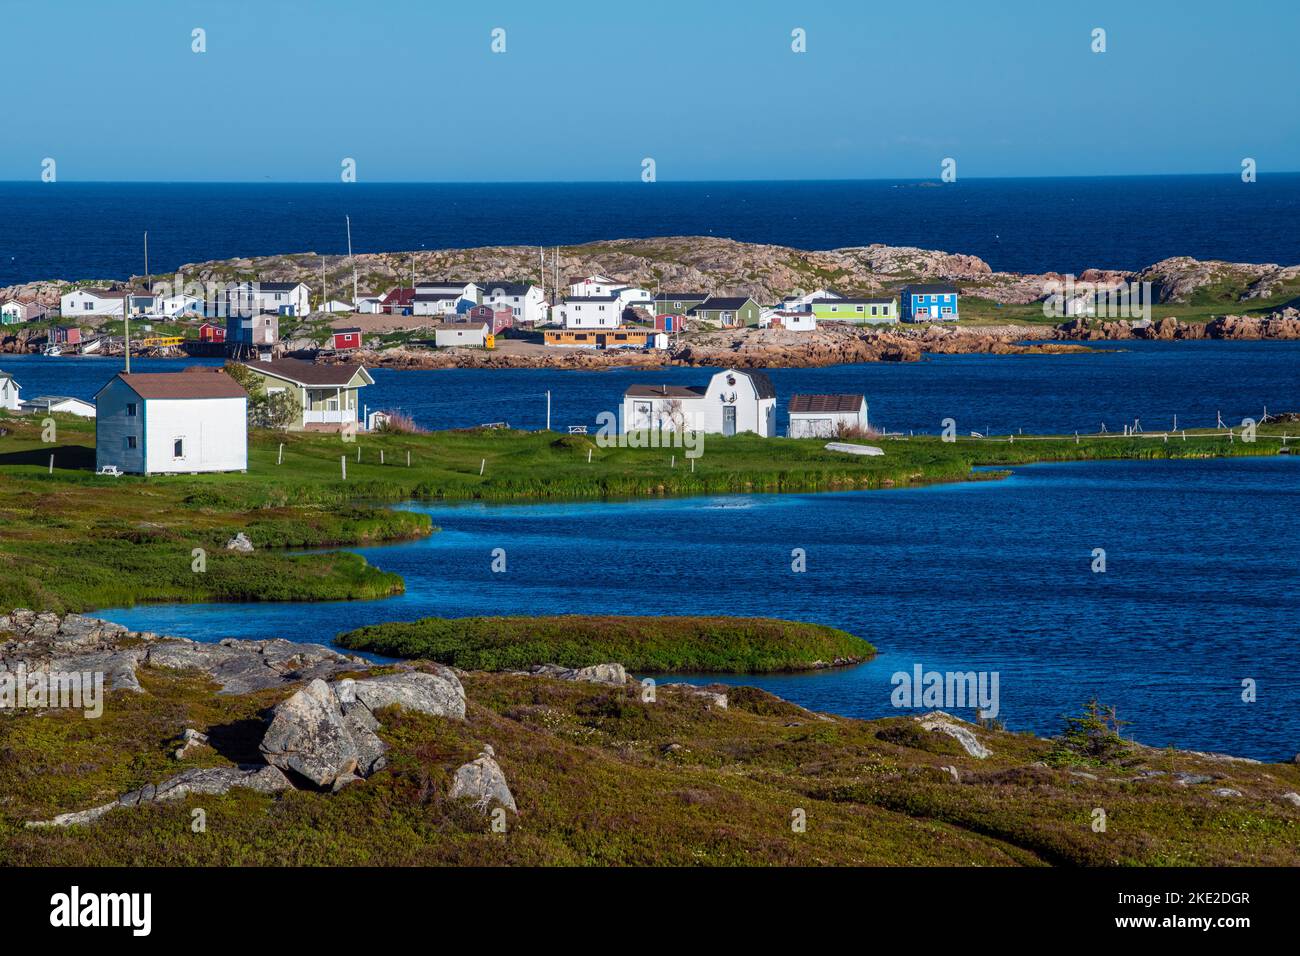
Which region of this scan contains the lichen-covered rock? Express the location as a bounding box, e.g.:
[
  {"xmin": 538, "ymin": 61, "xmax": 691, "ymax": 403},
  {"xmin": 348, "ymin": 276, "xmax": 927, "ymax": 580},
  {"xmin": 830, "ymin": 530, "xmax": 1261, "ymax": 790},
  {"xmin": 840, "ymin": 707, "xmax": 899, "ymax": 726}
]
[
  {"xmin": 225, "ymin": 532, "xmax": 255, "ymax": 552},
  {"xmin": 914, "ymin": 711, "xmax": 991, "ymax": 759},
  {"xmin": 26, "ymin": 765, "xmax": 292, "ymax": 828},
  {"xmin": 449, "ymin": 746, "xmax": 517, "ymax": 814},
  {"xmin": 259, "ymin": 679, "xmax": 359, "ymax": 787},
  {"xmin": 348, "ymin": 668, "xmax": 466, "ymax": 721}
]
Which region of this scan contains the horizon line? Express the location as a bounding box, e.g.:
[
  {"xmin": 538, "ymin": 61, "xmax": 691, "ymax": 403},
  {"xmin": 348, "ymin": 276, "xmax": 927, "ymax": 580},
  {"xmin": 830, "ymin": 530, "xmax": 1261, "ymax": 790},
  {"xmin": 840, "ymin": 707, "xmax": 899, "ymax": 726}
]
[{"xmin": 2, "ymin": 171, "xmax": 1298, "ymax": 186}]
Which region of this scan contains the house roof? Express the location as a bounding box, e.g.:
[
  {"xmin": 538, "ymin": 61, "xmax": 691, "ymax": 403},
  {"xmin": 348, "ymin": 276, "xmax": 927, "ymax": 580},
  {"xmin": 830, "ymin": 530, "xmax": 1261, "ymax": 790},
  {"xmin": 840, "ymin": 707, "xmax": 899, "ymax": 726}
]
[
  {"xmin": 79, "ymin": 288, "xmax": 132, "ymax": 299},
  {"xmin": 811, "ymin": 297, "xmax": 895, "ymax": 305},
  {"xmin": 25, "ymin": 395, "xmax": 92, "ymax": 407},
  {"xmin": 380, "ymin": 288, "xmax": 416, "ymax": 305},
  {"xmin": 727, "ymin": 369, "xmax": 776, "ymax": 399},
  {"xmin": 253, "ymin": 282, "xmax": 306, "ymax": 292},
  {"xmin": 109, "ymin": 368, "xmax": 248, "ymax": 401},
  {"xmin": 333, "ymin": 327, "xmax": 362, "ymax": 335},
  {"xmin": 0, "ymin": 369, "xmax": 16, "ymax": 381},
  {"xmin": 691, "ymin": 296, "xmax": 754, "ymax": 312},
  {"xmin": 625, "ymin": 384, "xmax": 707, "ymax": 399},
  {"xmin": 431, "ymin": 322, "xmax": 489, "ymax": 332},
  {"xmin": 654, "ymin": 292, "xmax": 708, "ymax": 300},
  {"xmin": 481, "ymin": 282, "xmax": 534, "ymax": 296},
  {"xmin": 566, "ymin": 295, "xmax": 620, "ymax": 303},
  {"xmin": 903, "ymin": 284, "xmax": 959, "ymax": 294},
  {"xmin": 413, "ymin": 292, "xmax": 462, "ymax": 302},
  {"xmin": 243, "ymin": 357, "xmax": 374, "ymax": 387},
  {"xmin": 788, "ymin": 393, "xmax": 866, "ymax": 415}
]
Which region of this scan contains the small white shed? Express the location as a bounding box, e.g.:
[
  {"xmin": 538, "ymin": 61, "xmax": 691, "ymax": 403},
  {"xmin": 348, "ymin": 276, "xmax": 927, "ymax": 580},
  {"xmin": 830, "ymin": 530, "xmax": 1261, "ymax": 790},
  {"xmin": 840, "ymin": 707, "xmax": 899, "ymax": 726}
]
[
  {"xmin": 433, "ymin": 322, "xmax": 489, "ymax": 348},
  {"xmin": 94, "ymin": 369, "xmax": 248, "ymax": 475},
  {"xmin": 787, "ymin": 394, "xmax": 869, "ymax": 438},
  {"xmin": 622, "ymin": 369, "xmax": 776, "ymax": 437}
]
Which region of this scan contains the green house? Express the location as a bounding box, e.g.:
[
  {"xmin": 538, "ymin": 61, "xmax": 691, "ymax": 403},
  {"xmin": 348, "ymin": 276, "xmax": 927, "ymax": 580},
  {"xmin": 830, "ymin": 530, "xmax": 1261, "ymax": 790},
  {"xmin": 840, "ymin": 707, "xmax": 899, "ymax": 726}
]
[
  {"xmin": 810, "ymin": 297, "xmax": 897, "ymax": 324},
  {"xmin": 654, "ymin": 292, "xmax": 708, "ymax": 316},
  {"xmin": 240, "ymin": 357, "xmax": 374, "ymax": 431},
  {"xmin": 688, "ymin": 296, "xmax": 761, "ymax": 328}
]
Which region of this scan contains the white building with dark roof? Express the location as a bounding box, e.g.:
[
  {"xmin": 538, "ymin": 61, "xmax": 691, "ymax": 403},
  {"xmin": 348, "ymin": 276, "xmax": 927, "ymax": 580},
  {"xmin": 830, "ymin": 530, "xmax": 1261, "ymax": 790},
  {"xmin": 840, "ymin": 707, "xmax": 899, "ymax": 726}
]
[
  {"xmin": 622, "ymin": 369, "xmax": 776, "ymax": 437},
  {"xmin": 787, "ymin": 394, "xmax": 869, "ymax": 438},
  {"xmin": 481, "ymin": 282, "xmax": 546, "ymax": 326}
]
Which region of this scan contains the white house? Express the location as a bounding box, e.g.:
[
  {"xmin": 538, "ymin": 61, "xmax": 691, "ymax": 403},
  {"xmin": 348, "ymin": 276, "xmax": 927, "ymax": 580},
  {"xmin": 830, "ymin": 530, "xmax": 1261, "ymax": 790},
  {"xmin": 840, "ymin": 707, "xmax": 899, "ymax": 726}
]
[
  {"xmin": 155, "ymin": 292, "xmax": 204, "ymax": 317},
  {"xmin": 622, "ymin": 369, "xmax": 776, "ymax": 437},
  {"xmin": 568, "ymin": 274, "xmax": 620, "ymax": 297},
  {"xmin": 356, "ymin": 297, "xmax": 385, "ymax": 314},
  {"xmin": 412, "ymin": 292, "xmax": 466, "ymax": 317},
  {"xmin": 60, "ymin": 288, "xmax": 130, "ymax": 317},
  {"xmin": 1, "ymin": 299, "xmax": 48, "ymax": 324},
  {"xmin": 226, "ymin": 281, "xmax": 311, "ymax": 317},
  {"xmin": 416, "ymin": 281, "xmax": 481, "ymax": 303},
  {"xmin": 0, "ymin": 370, "xmax": 20, "ymax": 411},
  {"xmin": 761, "ymin": 310, "xmax": 817, "ymax": 332},
  {"xmin": 433, "ymin": 321, "xmax": 490, "ymax": 348},
  {"xmin": 319, "ymin": 300, "xmax": 355, "ymax": 314},
  {"xmin": 94, "ymin": 369, "xmax": 248, "ymax": 475},
  {"xmin": 787, "ymin": 394, "xmax": 868, "ymax": 438},
  {"xmin": 481, "ymin": 282, "xmax": 547, "ymax": 326},
  {"xmin": 564, "ymin": 296, "xmax": 622, "ymax": 329},
  {"xmin": 780, "ymin": 288, "xmax": 840, "ymax": 312},
  {"xmin": 614, "ymin": 287, "xmax": 654, "ymax": 312},
  {"xmin": 19, "ymin": 395, "xmax": 96, "ymax": 417}
]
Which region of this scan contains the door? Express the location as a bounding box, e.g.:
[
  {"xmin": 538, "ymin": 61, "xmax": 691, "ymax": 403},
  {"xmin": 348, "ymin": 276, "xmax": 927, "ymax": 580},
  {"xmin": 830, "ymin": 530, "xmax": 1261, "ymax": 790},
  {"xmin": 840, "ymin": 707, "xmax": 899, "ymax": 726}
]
[{"xmin": 723, "ymin": 405, "xmax": 737, "ymax": 436}]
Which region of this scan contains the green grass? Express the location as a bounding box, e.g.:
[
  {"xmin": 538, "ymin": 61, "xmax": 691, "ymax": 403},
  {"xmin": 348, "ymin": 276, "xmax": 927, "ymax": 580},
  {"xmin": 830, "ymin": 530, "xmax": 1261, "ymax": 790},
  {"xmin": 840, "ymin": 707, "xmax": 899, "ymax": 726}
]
[
  {"xmin": 337, "ymin": 615, "xmax": 874, "ymax": 672},
  {"xmin": 1, "ymin": 411, "xmax": 1293, "ymax": 614}
]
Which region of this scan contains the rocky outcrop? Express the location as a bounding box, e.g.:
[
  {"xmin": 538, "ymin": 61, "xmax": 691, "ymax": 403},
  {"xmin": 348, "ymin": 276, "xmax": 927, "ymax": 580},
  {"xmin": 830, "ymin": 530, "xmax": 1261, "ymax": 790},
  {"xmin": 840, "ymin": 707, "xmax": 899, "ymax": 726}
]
[
  {"xmin": 259, "ymin": 679, "xmax": 361, "ymax": 787},
  {"xmin": 0, "ymin": 610, "xmax": 369, "ymax": 696},
  {"xmin": 343, "ymin": 669, "xmax": 467, "ymax": 720},
  {"xmin": 513, "ymin": 662, "xmax": 629, "ymax": 686},
  {"xmin": 914, "ymin": 711, "xmax": 992, "ymax": 759},
  {"xmin": 27, "ymin": 765, "xmax": 292, "ymax": 828},
  {"xmin": 448, "ymin": 744, "xmax": 517, "ymax": 814},
  {"xmin": 225, "ymin": 532, "xmax": 254, "ymax": 552}
]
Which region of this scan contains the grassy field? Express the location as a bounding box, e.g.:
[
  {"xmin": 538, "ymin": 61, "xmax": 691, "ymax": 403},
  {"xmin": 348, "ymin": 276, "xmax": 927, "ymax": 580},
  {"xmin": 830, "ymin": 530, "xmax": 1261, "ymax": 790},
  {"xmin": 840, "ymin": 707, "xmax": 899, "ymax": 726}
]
[
  {"xmin": 3, "ymin": 662, "xmax": 1297, "ymax": 866},
  {"xmin": 337, "ymin": 615, "xmax": 874, "ymax": 672},
  {"xmin": 1, "ymin": 411, "xmax": 1292, "ymax": 614}
]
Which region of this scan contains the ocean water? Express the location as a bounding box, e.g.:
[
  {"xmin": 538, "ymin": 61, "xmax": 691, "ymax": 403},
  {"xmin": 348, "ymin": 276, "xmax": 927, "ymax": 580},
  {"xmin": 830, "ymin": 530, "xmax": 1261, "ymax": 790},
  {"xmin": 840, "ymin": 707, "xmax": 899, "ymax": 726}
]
[
  {"xmin": 101, "ymin": 456, "xmax": 1300, "ymax": 761},
  {"xmin": 2, "ymin": 175, "xmax": 1299, "ymax": 288},
  {"xmin": 4, "ymin": 339, "xmax": 1297, "ymax": 436}
]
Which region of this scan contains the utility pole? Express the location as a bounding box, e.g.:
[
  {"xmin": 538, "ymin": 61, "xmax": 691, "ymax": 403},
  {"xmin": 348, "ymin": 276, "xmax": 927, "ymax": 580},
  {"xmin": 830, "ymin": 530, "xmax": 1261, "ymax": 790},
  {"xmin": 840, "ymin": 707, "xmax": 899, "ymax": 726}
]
[
  {"xmin": 346, "ymin": 216, "xmax": 358, "ymax": 305},
  {"xmin": 143, "ymin": 231, "xmax": 149, "ymax": 294},
  {"xmin": 546, "ymin": 390, "xmax": 551, "ymax": 431}
]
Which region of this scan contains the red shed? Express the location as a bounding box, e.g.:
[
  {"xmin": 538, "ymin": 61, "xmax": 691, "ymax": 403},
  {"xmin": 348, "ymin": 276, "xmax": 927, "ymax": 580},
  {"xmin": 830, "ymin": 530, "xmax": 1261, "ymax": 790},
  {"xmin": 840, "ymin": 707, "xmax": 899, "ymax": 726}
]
[
  {"xmin": 50, "ymin": 326, "xmax": 82, "ymax": 345},
  {"xmin": 332, "ymin": 327, "xmax": 363, "ymax": 351},
  {"xmin": 653, "ymin": 314, "xmax": 686, "ymax": 333},
  {"xmin": 198, "ymin": 322, "xmax": 226, "ymax": 343}
]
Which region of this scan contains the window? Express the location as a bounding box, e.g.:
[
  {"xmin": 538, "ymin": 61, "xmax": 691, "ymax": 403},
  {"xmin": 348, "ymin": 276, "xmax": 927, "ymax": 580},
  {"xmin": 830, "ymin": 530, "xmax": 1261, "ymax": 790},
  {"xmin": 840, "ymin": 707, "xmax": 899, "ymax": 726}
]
[
  {"xmin": 126, "ymin": 403, "xmax": 137, "ymax": 417},
  {"xmin": 126, "ymin": 436, "xmax": 137, "ymax": 449},
  {"xmin": 855, "ymin": 305, "xmax": 864, "ymax": 312},
  {"xmin": 173, "ymin": 438, "xmax": 184, "ymax": 458},
  {"xmin": 870, "ymin": 306, "xmax": 879, "ymax": 316},
  {"xmin": 84, "ymin": 302, "xmax": 92, "ymax": 311},
  {"xmin": 941, "ymin": 306, "xmax": 954, "ymax": 315}
]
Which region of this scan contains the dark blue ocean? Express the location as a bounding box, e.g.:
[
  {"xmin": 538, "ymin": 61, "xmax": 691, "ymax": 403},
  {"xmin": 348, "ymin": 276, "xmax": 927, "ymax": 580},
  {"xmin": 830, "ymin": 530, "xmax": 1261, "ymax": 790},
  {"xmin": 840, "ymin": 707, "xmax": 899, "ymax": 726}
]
[
  {"xmin": 103, "ymin": 456, "xmax": 1300, "ymax": 761},
  {"xmin": 3, "ymin": 175, "xmax": 1299, "ymax": 288}
]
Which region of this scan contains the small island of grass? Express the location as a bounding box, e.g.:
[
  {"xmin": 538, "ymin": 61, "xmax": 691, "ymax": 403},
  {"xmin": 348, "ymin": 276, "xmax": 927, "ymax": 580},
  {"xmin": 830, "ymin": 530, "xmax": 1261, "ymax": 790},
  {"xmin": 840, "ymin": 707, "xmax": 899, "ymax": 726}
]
[{"xmin": 336, "ymin": 614, "xmax": 874, "ymax": 673}]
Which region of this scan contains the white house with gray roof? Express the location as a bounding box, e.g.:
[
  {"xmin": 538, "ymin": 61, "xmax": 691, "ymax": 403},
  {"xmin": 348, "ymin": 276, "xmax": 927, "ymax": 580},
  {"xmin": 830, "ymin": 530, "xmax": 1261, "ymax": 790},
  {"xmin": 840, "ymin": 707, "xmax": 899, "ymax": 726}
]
[{"xmin": 622, "ymin": 369, "xmax": 776, "ymax": 437}]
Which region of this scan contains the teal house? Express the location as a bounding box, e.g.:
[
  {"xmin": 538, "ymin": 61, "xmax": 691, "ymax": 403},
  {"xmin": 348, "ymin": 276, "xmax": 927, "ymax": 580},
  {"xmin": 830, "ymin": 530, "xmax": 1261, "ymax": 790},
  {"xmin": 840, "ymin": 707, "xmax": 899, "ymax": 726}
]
[{"xmin": 900, "ymin": 284, "xmax": 960, "ymax": 322}]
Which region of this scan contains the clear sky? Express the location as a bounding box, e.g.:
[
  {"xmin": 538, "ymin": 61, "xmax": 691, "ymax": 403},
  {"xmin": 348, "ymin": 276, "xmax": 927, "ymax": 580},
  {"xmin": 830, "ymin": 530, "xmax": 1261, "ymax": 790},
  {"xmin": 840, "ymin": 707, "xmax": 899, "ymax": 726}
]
[{"xmin": 1, "ymin": 0, "xmax": 1296, "ymax": 182}]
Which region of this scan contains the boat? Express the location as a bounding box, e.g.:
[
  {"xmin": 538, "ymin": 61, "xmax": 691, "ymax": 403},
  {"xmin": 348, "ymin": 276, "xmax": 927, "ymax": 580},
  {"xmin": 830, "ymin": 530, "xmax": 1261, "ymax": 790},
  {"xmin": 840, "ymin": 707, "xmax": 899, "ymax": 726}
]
[{"xmin": 41, "ymin": 344, "xmax": 63, "ymax": 357}]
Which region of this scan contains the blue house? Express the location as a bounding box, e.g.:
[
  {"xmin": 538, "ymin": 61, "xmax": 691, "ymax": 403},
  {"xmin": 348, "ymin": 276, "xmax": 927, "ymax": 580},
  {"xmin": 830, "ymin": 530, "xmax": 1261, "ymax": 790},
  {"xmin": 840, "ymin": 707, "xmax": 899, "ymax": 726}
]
[{"xmin": 900, "ymin": 284, "xmax": 960, "ymax": 322}]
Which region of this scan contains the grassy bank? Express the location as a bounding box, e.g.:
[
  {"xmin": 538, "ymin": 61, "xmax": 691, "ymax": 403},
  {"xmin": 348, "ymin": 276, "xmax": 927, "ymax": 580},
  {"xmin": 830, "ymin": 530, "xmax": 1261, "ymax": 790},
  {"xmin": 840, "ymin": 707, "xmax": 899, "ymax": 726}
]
[
  {"xmin": 337, "ymin": 615, "xmax": 874, "ymax": 672},
  {"xmin": 4, "ymin": 662, "xmax": 1298, "ymax": 866},
  {"xmin": 0, "ymin": 412, "xmax": 1292, "ymax": 614}
]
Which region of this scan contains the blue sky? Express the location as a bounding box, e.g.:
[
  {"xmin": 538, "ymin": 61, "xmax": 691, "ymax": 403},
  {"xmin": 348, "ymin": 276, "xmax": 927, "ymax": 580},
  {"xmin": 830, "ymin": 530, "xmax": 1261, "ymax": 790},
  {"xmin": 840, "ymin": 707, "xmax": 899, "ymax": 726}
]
[{"xmin": 1, "ymin": 0, "xmax": 1296, "ymax": 182}]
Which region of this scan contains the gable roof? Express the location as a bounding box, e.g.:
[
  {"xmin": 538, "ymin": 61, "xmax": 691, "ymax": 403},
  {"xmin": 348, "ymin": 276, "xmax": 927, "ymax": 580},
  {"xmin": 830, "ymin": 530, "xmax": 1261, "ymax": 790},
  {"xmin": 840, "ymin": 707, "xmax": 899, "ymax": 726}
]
[
  {"xmin": 252, "ymin": 282, "xmax": 307, "ymax": 292},
  {"xmin": 654, "ymin": 292, "xmax": 708, "ymax": 301},
  {"xmin": 481, "ymin": 282, "xmax": 535, "ymax": 296},
  {"xmin": 242, "ymin": 357, "xmax": 374, "ymax": 387},
  {"xmin": 624, "ymin": 384, "xmax": 707, "ymax": 399},
  {"xmin": 691, "ymin": 296, "xmax": 755, "ymax": 312},
  {"xmin": 903, "ymin": 283, "xmax": 959, "ymax": 295},
  {"xmin": 811, "ymin": 297, "xmax": 895, "ymax": 305},
  {"xmin": 788, "ymin": 393, "xmax": 866, "ymax": 414},
  {"xmin": 105, "ymin": 368, "xmax": 248, "ymax": 401}
]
